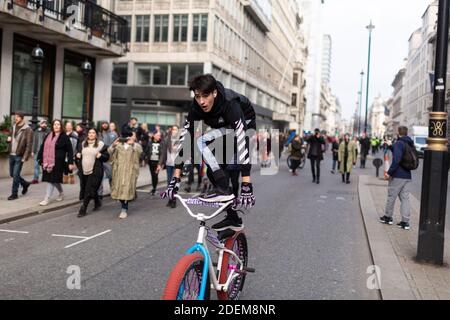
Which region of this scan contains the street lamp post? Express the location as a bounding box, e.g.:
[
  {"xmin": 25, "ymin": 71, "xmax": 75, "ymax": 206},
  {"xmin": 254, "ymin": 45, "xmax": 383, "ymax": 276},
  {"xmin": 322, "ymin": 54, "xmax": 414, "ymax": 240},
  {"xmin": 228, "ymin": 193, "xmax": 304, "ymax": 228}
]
[
  {"xmin": 81, "ymin": 60, "xmax": 92, "ymax": 128},
  {"xmin": 417, "ymin": 0, "xmax": 449, "ymax": 265},
  {"xmin": 31, "ymin": 45, "xmax": 44, "ymax": 130},
  {"xmin": 364, "ymin": 21, "xmax": 375, "ymax": 134},
  {"xmin": 358, "ymin": 70, "xmax": 365, "ymax": 136}
]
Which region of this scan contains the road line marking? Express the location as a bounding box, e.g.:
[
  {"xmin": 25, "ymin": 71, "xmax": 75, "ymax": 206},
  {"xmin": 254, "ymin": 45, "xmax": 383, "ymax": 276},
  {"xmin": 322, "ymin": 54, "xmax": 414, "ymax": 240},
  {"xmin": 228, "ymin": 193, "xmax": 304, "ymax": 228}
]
[
  {"xmin": 336, "ymin": 197, "xmax": 346, "ymax": 201},
  {"xmin": 52, "ymin": 234, "xmax": 87, "ymax": 239},
  {"xmin": 0, "ymin": 229, "xmax": 29, "ymax": 234},
  {"xmin": 64, "ymin": 230, "xmax": 111, "ymax": 249}
]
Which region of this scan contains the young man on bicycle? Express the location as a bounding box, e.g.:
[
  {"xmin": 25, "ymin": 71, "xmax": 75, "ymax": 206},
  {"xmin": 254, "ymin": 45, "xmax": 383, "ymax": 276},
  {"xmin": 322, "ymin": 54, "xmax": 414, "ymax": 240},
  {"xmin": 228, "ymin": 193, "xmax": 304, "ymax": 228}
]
[{"xmin": 162, "ymin": 74, "xmax": 256, "ymax": 235}]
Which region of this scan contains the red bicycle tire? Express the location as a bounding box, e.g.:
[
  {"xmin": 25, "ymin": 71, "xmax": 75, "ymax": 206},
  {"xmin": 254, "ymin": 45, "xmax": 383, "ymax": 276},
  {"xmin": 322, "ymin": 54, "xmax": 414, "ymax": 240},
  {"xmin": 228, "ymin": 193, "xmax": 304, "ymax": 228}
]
[{"xmin": 162, "ymin": 253, "xmax": 210, "ymax": 300}]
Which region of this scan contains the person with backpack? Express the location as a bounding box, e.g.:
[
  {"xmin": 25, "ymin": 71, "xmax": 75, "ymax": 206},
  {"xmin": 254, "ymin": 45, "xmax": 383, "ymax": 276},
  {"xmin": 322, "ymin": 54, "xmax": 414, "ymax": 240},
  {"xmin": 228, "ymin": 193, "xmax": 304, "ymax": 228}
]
[{"xmin": 379, "ymin": 126, "xmax": 417, "ymax": 230}]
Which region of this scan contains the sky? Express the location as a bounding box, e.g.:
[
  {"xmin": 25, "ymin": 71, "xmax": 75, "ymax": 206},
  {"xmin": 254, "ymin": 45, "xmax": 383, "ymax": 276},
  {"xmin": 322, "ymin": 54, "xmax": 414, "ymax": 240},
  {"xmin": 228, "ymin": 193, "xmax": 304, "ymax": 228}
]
[{"xmin": 321, "ymin": 0, "xmax": 432, "ymax": 120}]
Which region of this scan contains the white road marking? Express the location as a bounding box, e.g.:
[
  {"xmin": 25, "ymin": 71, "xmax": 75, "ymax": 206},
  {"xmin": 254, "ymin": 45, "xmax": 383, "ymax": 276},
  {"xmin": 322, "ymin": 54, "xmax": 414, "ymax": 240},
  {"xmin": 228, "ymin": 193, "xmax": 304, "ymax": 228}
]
[
  {"xmin": 0, "ymin": 229, "xmax": 29, "ymax": 234},
  {"xmin": 336, "ymin": 197, "xmax": 346, "ymax": 201},
  {"xmin": 64, "ymin": 230, "xmax": 111, "ymax": 249},
  {"xmin": 52, "ymin": 234, "xmax": 86, "ymax": 239},
  {"xmin": 320, "ymin": 196, "xmax": 328, "ymax": 199}
]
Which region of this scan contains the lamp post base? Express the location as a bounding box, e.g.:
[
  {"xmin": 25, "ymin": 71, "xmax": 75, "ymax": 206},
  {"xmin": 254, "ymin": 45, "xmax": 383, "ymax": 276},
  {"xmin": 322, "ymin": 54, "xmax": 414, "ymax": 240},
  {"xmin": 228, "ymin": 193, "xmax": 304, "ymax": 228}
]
[{"xmin": 417, "ymin": 149, "xmax": 448, "ymax": 265}]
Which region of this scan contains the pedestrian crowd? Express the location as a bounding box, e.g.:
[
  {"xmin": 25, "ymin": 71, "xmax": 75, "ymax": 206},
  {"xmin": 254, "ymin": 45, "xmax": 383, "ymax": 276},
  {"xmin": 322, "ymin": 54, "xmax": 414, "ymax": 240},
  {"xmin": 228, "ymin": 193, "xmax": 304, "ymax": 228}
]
[{"xmin": 4, "ymin": 111, "xmax": 199, "ymax": 219}]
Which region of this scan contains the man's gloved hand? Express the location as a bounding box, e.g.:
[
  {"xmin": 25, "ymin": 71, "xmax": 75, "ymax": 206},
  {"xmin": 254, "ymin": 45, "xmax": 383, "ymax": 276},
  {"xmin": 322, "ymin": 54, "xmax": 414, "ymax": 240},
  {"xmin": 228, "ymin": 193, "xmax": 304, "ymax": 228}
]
[
  {"xmin": 239, "ymin": 182, "xmax": 255, "ymax": 209},
  {"xmin": 161, "ymin": 177, "xmax": 181, "ymax": 200}
]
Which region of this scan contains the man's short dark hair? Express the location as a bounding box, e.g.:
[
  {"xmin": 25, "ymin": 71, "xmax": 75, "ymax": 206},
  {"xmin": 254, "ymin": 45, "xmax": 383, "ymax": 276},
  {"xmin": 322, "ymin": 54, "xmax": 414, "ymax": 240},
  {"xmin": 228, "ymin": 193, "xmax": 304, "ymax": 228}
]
[
  {"xmin": 398, "ymin": 126, "xmax": 408, "ymax": 137},
  {"xmin": 15, "ymin": 111, "xmax": 25, "ymax": 119},
  {"xmin": 189, "ymin": 74, "xmax": 218, "ymax": 94},
  {"xmin": 130, "ymin": 117, "xmax": 138, "ymax": 122}
]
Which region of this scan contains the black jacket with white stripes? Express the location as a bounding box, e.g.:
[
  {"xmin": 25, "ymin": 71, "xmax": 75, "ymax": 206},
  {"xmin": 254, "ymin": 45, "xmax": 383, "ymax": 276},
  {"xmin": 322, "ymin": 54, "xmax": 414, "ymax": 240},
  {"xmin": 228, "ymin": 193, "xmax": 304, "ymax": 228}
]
[{"xmin": 175, "ymin": 81, "xmax": 256, "ymax": 177}]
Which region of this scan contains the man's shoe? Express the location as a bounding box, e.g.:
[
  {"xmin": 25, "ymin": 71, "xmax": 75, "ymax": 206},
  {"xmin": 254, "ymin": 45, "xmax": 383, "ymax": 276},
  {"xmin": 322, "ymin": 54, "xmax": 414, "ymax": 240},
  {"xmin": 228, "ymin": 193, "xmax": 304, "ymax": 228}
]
[
  {"xmin": 150, "ymin": 189, "xmax": 156, "ymax": 196},
  {"xmin": 78, "ymin": 206, "xmax": 87, "ymax": 218},
  {"xmin": 316, "ymin": 179, "xmax": 320, "ymax": 184},
  {"xmin": 7, "ymin": 194, "xmax": 18, "ymax": 201},
  {"xmin": 312, "ymin": 177, "xmax": 316, "ymax": 183},
  {"xmin": 40, "ymin": 198, "xmax": 50, "ymax": 206},
  {"xmin": 199, "ymin": 187, "xmax": 235, "ymax": 203},
  {"xmin": 119, "ymin": 210, "xmax": 128, "ymax": 219},
  {"xmin": 379, "ymin": 216, "xmax": 394, "ymax": 225},
  {"xmin": 217, "ymin": 229, "xmax": 236, "ymax": 241},
  {"xmin": 346, "ymin": 180, "xmax": 351, "ymax": 184},
  {"xmin": 212, "ymin": 216, "xmax": 243, "ymax": 232},
  {"xmin": 22, "ymin": 182, "xmax": 30, "ymax": 195},
  {"xmin": 397, "ymin": 222, "xmax": 411, "ymax": 230},
  {"xmin": 93, "ymin": 199, "xmax": 102, "ymax": 211},
  {"xmin": 56, "ymin": 193, "xmax": 64, "ymax": 202},
  {"xmin": 170, "ymin": 200, "xmax": 177, "ymax": 209}
]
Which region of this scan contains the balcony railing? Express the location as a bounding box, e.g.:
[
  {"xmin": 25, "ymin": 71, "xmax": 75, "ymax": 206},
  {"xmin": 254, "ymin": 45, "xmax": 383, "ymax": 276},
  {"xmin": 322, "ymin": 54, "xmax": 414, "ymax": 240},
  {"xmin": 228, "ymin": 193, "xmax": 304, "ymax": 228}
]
[{"xmin": 7, "ymin": 0, "xmax": 129, "ymax": 46}]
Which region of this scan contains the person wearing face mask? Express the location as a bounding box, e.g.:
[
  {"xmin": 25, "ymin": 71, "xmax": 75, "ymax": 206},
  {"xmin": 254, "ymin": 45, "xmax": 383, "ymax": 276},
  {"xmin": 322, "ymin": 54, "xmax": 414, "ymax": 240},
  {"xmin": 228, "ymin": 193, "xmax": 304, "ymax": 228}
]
[
  {"xmin": 37, "ymin": 120, "xmax": 75, "ymax": 205},
  {"xmin": 75, "ymin": 128, "xmax": 109, "ymax": 217}
]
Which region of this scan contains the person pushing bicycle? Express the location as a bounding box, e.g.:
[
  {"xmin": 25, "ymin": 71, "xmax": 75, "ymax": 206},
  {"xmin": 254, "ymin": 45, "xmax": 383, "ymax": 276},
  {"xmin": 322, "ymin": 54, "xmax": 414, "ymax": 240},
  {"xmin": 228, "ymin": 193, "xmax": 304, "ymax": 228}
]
[{"xmin": 161, "ymin": 74, "xmax": 256, "ymax": 238}]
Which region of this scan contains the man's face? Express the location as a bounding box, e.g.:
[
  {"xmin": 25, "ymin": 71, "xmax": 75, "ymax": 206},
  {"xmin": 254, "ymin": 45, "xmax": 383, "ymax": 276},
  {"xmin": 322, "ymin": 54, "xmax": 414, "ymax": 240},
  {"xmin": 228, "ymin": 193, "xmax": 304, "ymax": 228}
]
[
  {"xmin": 194, "ymin": 90, "xmax": 216, "ymax": 113},
  {"xmin": 130, "ymin": 119, "xmax": 137, "ymax": 126},
  {"xmin": 102, "ymin": 123, "xmax": 108, "ymax": 130},
  {"xmin": 15, "ymin": 116, "xmax": 23, "ymax": 125},
  {"xmin": 40, "ymin": 122, "xmax": 48, "ymax": 130}
]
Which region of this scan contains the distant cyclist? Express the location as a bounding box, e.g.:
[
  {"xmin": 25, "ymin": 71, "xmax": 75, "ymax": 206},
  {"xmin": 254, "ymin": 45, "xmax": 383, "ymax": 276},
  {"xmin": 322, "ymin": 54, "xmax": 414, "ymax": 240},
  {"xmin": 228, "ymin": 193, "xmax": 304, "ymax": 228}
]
[{"xmin": 161, "ymin": 74, "xmax": 256, "ymax": 235}]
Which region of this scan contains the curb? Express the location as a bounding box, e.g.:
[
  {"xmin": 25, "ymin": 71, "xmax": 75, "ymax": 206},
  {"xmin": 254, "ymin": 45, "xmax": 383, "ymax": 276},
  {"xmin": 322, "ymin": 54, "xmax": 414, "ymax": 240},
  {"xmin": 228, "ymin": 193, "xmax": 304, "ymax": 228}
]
[{"xmin": 358, "ymin": 175, "xmax": 416, "ymax": 300}]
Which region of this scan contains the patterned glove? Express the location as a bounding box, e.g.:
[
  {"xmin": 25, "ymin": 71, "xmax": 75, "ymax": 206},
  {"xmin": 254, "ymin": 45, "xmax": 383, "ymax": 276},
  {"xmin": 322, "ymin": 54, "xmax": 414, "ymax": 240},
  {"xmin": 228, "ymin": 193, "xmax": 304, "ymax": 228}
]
[
  {"xmin": 239, "ymin": 182, "xmax": 255, "ymax": 209},
  {"xmin": 161, "ymin": 177, "xmax": 181, "ymax": 200}
]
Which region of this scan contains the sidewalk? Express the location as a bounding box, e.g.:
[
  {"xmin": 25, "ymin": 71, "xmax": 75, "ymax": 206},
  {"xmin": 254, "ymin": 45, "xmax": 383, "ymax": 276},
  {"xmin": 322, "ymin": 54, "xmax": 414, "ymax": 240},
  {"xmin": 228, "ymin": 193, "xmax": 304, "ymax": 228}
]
[
  {"xmin": 359, "ymin": 175, "xmax": 450, "ymax": 300},
  {"xmin": 0, "ymin": 166, "xmax": 170, "ymax": 224}
]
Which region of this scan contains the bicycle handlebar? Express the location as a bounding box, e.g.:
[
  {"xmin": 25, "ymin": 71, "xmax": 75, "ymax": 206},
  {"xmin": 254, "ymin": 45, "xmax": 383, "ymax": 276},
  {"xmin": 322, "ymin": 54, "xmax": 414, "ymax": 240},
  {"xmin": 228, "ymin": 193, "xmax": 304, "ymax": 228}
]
[{"xmin": 174, "ymin": 195, "xmax": 234, "ymax": 221}]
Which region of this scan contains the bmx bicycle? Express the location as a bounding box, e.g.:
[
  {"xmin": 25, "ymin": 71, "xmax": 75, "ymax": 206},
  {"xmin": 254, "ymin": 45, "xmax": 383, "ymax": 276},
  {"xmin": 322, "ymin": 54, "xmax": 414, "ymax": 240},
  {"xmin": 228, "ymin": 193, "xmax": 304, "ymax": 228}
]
[{"xmin": 162, "ymin": 194, "xmax": 254, "ymax": 300}]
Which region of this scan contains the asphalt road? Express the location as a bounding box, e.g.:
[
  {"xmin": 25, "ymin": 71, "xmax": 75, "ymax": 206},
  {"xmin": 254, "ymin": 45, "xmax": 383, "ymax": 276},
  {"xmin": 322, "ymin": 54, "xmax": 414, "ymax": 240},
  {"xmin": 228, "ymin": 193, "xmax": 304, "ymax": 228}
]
[{"xmin": 0, "ymin": 155, "xmax": 380, "ymax": 300}]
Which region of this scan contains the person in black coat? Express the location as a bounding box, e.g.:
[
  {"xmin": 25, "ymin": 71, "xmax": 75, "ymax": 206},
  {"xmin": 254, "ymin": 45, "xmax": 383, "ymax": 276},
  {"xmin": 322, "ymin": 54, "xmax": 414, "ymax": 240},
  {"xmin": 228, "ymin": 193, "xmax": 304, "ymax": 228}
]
[
  {"xmin": 75, "ymin": 128, "xmax": 109, "ymax": 217},
  {"xmin": 37, "ymin": 120, "xmax": 75, "ymax": 206},
  {"xmin": 359, "ymin": 132, "xmax": 371, "ymax": 169},
  {"xmin": 306, "ymin": 128, "xmax": 326, "ymax": 184}
]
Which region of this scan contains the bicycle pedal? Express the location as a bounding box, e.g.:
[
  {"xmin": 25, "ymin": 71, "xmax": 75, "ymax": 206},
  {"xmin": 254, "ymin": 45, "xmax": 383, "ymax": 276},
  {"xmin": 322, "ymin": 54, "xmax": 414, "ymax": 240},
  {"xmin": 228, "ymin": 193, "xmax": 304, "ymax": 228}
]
[{"xmin": 244, "ymin": 267, "xmax": 256, "ymax": 273}]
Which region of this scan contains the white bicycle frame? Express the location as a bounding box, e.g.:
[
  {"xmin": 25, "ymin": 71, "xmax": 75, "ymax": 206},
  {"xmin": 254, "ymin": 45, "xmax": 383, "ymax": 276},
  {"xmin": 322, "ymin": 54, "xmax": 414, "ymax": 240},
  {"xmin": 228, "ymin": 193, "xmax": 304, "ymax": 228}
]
[{"xmin": 175, "ymin": 195, "xmax": 246, "ymax": 294}]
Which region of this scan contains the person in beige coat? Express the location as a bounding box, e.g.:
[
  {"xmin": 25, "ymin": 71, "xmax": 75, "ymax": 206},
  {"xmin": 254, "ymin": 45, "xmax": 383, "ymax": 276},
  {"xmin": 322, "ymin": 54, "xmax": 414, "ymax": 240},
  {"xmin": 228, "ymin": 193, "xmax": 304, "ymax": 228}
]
[
  {"xmin": 338, "ymin": 134, "xmax": 357, "ymax": 184},
  {"xmin": 108, "ymin": 132, "xmax": 143, "ymax": 219}
]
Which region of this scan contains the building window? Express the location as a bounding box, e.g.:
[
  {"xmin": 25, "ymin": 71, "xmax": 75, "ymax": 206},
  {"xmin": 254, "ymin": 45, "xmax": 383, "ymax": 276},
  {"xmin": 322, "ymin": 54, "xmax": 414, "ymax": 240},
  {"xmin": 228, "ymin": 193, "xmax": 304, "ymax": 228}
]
[
  {"xmin": 291, "ymin": 93, "xmax": 297, "ymax": 106},
  {"xmin": 136, "ymin": 64, "xmax": 168, "ymax": 85},
  {"xmin": 170, "ymin": 64, "xmax": 187, "ymax": 86},
  {"xmin": 121, "ymin": 15, "xmax": 132, "ymax": 42},
  {"xmin": 173, "ymin": 14, "xmax": 188, "ymax": 42},
  {"xmin": 293, "ymin": 73, "xmax": 298, "ymax": 86},
  {"xmin": 154, "ymin": 15, "xmax": 169, "ymax": 42},
  {"xmin": 11, "ymin": 35, "xmax": 55, "ymax": 117},
  {"xmin": 193, "ymin": 14, "xmax": 208, "ymax": 42},
  {"xmin": 131, "ymin": 111, "xmax": 177, "ymax": 127},
  {"xmin": 188, "ymin": 64, "xmax": 203, "ymax": 80},
  {"xmin": 112, "ymin": 63, "xmax": 128, "ymax": 85},
  {"xmin": 135, "ymin": 15, "xmax": 150, "ymax": 42},
  {"xmin": 62, "ymin": 50, "xmax": 94, "ymax": 119}
]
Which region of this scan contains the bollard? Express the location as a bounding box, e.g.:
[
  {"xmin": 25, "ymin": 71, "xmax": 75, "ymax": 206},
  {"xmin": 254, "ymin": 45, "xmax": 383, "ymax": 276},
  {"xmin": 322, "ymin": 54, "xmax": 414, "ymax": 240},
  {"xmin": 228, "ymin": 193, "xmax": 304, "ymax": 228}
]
[{"xmin": 373, "ymin": 158, "xmax": 383, "ymax": 177}]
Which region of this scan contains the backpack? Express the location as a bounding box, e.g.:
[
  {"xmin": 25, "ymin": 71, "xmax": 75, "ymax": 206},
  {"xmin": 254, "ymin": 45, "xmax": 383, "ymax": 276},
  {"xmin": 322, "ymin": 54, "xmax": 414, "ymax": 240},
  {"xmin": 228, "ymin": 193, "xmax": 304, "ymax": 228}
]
[{"xmin": 400, "ymin": 141, "xmax": 419, "ymax": 171}]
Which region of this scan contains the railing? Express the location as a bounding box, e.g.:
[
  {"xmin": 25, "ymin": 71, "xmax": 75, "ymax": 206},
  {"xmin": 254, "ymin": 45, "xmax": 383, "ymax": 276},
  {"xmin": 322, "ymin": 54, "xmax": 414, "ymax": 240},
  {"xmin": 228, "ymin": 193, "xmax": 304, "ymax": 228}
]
[{"xmin": 8, "ymin": 0, "xmax": 129, "ymax": 46}]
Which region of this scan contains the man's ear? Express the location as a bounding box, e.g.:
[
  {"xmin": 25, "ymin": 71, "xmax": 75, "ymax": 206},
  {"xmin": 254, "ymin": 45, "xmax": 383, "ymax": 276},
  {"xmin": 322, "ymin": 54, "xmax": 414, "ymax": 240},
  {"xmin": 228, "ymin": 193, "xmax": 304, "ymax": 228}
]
[{"xmin": 213, "ymin": 90, "xmax": 218, "ymax": 98}]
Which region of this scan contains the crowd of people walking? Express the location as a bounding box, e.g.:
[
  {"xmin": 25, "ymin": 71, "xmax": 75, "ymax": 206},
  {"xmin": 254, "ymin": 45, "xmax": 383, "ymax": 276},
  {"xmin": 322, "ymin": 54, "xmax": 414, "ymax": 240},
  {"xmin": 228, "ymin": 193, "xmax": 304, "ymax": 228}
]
[{"xmin": 5, "ymin": 111, "xmax": 191, "ymax": 219}]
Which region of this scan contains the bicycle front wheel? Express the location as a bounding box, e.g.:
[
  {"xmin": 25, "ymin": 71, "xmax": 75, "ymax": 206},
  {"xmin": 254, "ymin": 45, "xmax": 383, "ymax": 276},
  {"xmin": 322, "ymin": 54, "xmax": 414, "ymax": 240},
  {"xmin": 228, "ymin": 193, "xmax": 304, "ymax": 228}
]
[
  {"xmin": 217, "ymin": 233, "xmax": 248, "ymax": 300},
  {"xmin": 162, "ymin": 253, "xmax": 210, "ymax": 300}
]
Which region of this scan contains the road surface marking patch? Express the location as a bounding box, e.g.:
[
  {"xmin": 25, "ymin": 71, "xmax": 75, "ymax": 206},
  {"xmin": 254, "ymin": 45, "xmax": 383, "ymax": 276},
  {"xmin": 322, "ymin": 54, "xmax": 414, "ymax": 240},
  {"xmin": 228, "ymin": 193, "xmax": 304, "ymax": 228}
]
[
  {"xmin": 0, "ymin": 229, "xmax": 29, "ymax": 234},
  {"xmin": 52, "ymin": 229, "xmax": 112, "ymax": 249}
]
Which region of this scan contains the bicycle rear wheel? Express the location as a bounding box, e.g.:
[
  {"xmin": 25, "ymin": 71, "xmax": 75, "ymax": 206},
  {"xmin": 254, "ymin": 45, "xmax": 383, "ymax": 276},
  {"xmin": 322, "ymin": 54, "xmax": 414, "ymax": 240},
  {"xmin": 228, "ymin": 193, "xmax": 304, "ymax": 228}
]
[
  {"xmin": 217, "ymin": 233, "xmax": 248, "ymax": 300},
  {"xmin": 162, "ymin": 253, "xmax": 210, "ymax": 300},
  {"xmin": 287, "ymin": 155, "xmax": 292, "ymax": 169}
]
